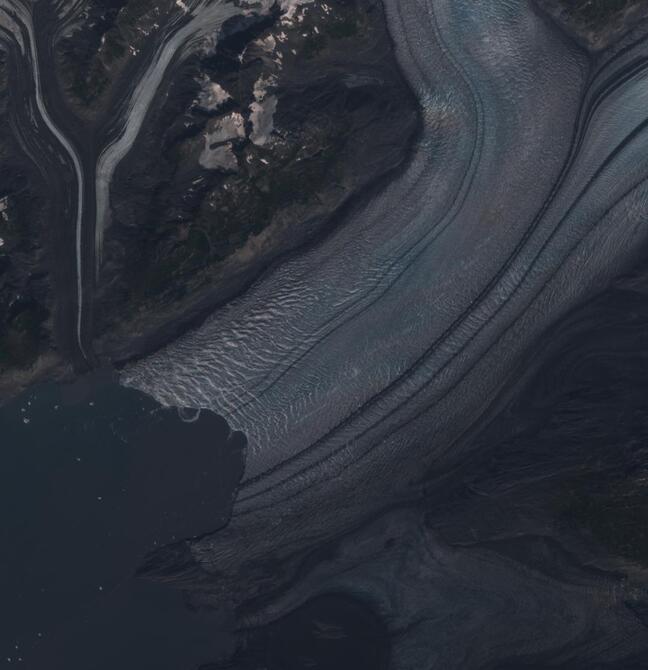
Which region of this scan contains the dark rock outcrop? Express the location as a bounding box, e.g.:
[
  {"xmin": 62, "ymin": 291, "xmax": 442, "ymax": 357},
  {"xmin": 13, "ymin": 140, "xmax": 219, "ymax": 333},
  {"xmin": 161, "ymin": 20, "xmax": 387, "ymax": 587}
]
[
  {"xmin": 54, "ymin": 0, "xmax": 177, "ymax": 119},
  {"xmin": 0, "ymin": 48, "xmax": 64, "ymax": 393},
  {"xmin": 93, "ymin": 0, "xmax": 420, "ymax": 362},
  {"xmin": 535, "ymin": 0, "xmax": 648, "ymax": 50},
  {"xmin": 0, "ymin": 0, "xmax": 420, "ymax": 399}
]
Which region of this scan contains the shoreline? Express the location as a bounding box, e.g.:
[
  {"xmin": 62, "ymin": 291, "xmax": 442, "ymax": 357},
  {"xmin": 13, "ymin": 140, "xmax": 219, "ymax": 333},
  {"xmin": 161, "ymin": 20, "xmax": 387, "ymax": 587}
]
[{"xmin": 0, "ymin": 0, "xmax": 422, "ymax": 405}]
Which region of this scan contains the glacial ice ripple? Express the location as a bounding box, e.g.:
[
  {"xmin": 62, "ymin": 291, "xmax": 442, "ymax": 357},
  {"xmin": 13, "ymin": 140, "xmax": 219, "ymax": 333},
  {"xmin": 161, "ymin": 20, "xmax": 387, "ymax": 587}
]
[{"xmin": 124, "ymin": 0, "xmax": 648, "ymax": 524}]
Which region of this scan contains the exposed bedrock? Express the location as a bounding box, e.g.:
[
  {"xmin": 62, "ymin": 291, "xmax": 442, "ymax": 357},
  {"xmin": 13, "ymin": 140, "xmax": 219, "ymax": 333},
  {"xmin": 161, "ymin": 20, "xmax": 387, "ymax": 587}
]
[
  {"xmin": 146, "ymin": 233, "xmax": 648, "ymax": 670},
  {"xmin": 535, "ymin": 0, "xmax": 648, "ymax": 51},
  {"xmin": 53, "ymin": 0, "xmax": 178, "ymax": 118},
  {"xmin": 124, "ymin": 0, "xmax": 648, "ymax": 663},
  {"xmin": 0, "ymin": 8, "xmax": 80, "ymax": 397},
  {"xmin": 93, "ymin": 0, "xmax": 419, "ymax": 362},
  {"xmin": 0, "ymin": 0, "xmax": 419, "ymax": 395}
]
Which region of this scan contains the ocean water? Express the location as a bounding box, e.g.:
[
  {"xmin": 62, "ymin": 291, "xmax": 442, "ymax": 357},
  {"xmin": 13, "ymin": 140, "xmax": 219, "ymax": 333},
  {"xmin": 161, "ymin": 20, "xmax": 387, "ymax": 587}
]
[{"xmin": 0, "ymin": 376, "xmax": 245, "ymax": 669}]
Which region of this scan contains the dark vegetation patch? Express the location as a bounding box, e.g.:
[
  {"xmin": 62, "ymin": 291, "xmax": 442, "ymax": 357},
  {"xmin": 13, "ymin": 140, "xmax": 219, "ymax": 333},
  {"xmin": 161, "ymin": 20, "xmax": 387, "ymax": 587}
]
[
  {"xmin": 424, "ymin": 278, "xmax": 648, "ymax": 569},
  {"xmin": 56, "ymin": 0, "xmax": 174, "ymax": 110},
  {"xmin": 0, "ymin": 55, "xmax": 52, "ymax": 372},
  {"xmin": 536, "ymin": 0, "xmax": 648, "ymax": 49},
  {"xmin": 201, "ymin": 594, "xmax": 390, "ymax": 670},
  {"xmin": 562, "ymin": 0, "xmax": 633, "ymax": 26},
  {"xmin": 0, "ymin": 300, "xmax": 49, "ymax": 370},
  {"xmin": 0, "ymin": 171, "xmax": 51, "ymax": 372},
  {"xmin": 557, "ymin": 469, "xmax": 648, "ymax": 565},
  {"xmin": 564, "ymin": 0, "xmax": 635, "ymax": 28},
  {"xmin": 545, "ymin": 292, "xmax": 648, "ymax": 565},
  {"xmin": 95, "ymin": 0, "xmax": 419, "ymax": 352}
]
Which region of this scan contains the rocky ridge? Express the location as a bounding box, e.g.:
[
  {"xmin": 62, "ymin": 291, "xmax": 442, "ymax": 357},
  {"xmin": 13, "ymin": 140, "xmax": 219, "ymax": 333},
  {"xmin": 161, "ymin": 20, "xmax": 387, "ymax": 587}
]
[
  {"xmin": 0, "ymin": 48, "xmax": 70, "ymax": 398},
  {"xmin": 0, "ymin": 0, "xmax": 420, "ymax": 398},
  {"xmin": 94, "ymin": 0, "xmax": 420, "ymax": 362},
  {"xmin": 535, "ymin": 0, "xmax": 648, "ymax": 50}
]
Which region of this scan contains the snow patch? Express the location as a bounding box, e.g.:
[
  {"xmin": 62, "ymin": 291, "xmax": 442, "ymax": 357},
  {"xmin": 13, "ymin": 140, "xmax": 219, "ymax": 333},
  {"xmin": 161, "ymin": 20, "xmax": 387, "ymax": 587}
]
[
  {"xmin": 252, "ymin": 74, "xmax": 276, "ymax": 101},
  {"xmin": 250, "ymin": 75, "xmax": 278, "ymax": 146},
  {"xmin": 249, "ymin": 97, "xmax": 278, "ymax": 146},
  {"xmin": 199, "ymin": 112, "xmax": 245, "ymax": 171},
  {"xmin": 204, "ymin": 112, "xmax": 245, "ymax": 144},
  {"xmin": 279, "ymin": 0, "xmax": 314, "ymax": 23},
  {"xmin": 196, "ymin": 77, "xmax": 231, "ymax": 111},
  {"xmin": 200, "ymin": 145, "xmax": 238, "ymax": 171},
  {"xmin": 256, "ymin": 34, "xmax": 277, "ymax": 53}
]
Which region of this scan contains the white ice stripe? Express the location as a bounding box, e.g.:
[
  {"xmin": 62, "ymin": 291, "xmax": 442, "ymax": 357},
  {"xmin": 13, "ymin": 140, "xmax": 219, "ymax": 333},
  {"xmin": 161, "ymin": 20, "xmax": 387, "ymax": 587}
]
[
  {"xmin": 1, "ymin": 0, "xmax": 88, "ymax": 361},
  {"xmin": 27, "ymin": 19, "xmax": 88, "ymax": 362},
  {"xmin": 94, "ymin": 0, "xmax": 240, "ymax": 272},
  {"xmin": 0, "ymin": 2, "xmax": 25, "ymax": 53},
  {"xmin": 123, "ymin": 0, "xmax": 648, "ymax": 492}
]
